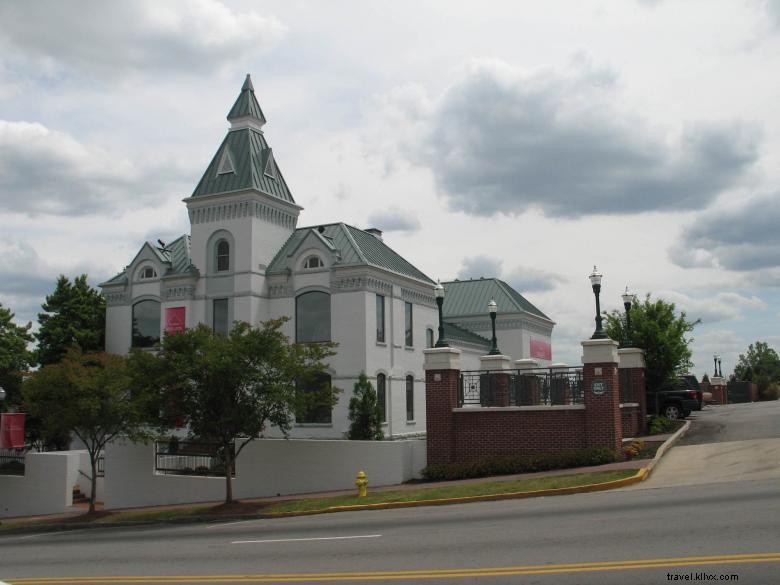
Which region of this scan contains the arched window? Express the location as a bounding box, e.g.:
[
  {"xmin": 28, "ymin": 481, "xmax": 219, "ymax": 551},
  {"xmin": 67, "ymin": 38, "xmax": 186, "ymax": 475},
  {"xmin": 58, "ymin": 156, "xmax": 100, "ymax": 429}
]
[
  {"xmin": 296, "ymin": 291, "xmax": 331, "ymax": 342},
  {"xmin": 296, "ymin": 372, "xmax": 332, "ymax": 424},
  {"xmin": 426, "ymin": 328, "xmax": 434, "ymax": 348},
  {"xmin": 216, "ymin": 240, "xmax": 230, "ymax": 272},
  {"xmin": 303, "ymin": 255, "xmax": 323, "ymax": 269},
  {"xmin": 132, "ymin": 300, "xmax": 161, "ymax": 348},
  {"xmin": 377, "ymin": 373, "xmax": 386, "ymax": 423},
  {"xmin": 406, "ymin": 375, "xmax": 414, "ymax": 421}
]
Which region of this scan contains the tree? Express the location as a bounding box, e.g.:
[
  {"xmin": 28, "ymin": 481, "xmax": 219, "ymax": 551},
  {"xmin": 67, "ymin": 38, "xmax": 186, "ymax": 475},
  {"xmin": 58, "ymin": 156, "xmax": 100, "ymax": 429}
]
[
  {"xmin": 347, "ymin": 372, "xmax": 384, "ymax": 440},
  {"xmin": 0, "ymin": 303, "xmax": 33, "ymax": 408},
  {"xmin": 734, "ymin": 341, "xmax": 780, "ymax": 401},
  {"xmin": 23, "ymin": 349, "xmax": 152, "ymax": 512},
  {"xmin": 604, "ymin": 294, "xmax": 699, "ymax": 392},
  {"xmin": 36, "ymin": 275, "xmax": 106, "ymax": 366},
  {"xmin": 129, "ymin": 319, "xmax": 337, "ymax": 504}
]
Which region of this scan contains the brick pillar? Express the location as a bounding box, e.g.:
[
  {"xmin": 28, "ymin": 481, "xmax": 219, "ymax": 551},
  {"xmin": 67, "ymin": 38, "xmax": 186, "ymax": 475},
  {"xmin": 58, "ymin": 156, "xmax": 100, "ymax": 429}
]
[
  {"xmin": 618, "ymin": 347, "xmax": 647, "ymax": 432},
  {"xmin": 515, "ymin": 359, "xmax": 540, "ymax": 405},
  {"xmin": 424, "ymin": 347, "xmax": 462, "ymax": 465},
  {"xmin": 710, "ymin": 377, "xmax": 727, "ymax": 405},
  {"xmin": 582, "ymin": 338, "xmax": 622, "ymax": 452},
  {"xmin": 480, "ymin": 354, "xmax": 512, "ymax": 406}
]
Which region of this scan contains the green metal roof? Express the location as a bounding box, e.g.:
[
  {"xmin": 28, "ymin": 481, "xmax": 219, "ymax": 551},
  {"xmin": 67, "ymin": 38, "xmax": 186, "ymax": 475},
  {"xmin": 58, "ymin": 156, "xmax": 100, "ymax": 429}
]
[
  {"xmin": 442, "ymin": 278, "xmax": 551, "ymax": 321},
  {"xmin": 227, "ymin": 74, "xmax": 266, "ymax": 124},
  {"xmin": 267, "ymin": 223, "xmax": 434, "ymax": 284},
  {"xmin": 443, "ymin": 322, "xmax": 490, "ymax": 349},
  {"xmin": 99, "ymin": 235, "xmax": 196, "ymax": 287},
  {"xmin": 190, "ymin": 128, "xmax": 295, "ymax": 203}
]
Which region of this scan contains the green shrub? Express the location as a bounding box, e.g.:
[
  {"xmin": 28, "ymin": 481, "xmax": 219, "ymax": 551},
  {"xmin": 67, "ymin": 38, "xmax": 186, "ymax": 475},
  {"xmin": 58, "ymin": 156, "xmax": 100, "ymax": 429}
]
[
  {"xmin": 647, "ymin": 415, "xmax": 684, "ymax": 435},
  {"xmin": 421, "ymin": 447, "xmax": 618, "ymax": 481}
]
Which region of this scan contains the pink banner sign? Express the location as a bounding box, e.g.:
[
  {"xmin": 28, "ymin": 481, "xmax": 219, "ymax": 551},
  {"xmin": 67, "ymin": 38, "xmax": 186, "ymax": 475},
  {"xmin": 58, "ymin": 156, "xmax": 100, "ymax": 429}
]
[
  {"xmin": 530, "ymin": 338, "xmax": 552, "ymax": 361},
  {"xmin": 165, "ymin": 307, "xmax": 186, "ymax": 333},
  {"xmin": 0, "ymin": 413, "xmax": 26, "ymax": 449}
]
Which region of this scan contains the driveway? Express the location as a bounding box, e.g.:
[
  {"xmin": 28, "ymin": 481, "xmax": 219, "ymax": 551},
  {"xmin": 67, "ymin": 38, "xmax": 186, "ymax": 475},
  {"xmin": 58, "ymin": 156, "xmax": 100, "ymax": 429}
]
[{"xmin": 625, "ymin": 400, "xmax": 780, "ymax": 489}]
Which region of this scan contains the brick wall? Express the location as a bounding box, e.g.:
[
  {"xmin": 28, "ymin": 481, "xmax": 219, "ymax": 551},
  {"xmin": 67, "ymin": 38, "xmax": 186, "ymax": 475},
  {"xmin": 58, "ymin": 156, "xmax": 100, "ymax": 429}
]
[
  {"xmin": 425, "ymin": 368, "xmax": 460, "ymax": 465},
  {"xmin": 620, "ymin": 405, "xmax": 641, "ymax": 438},
  {"xmin": 582, "ymin": 361, "xmax": 622, "ymax": 453},
  {"xmin": 452, "ymin": 407, "xmax": 586, "ymax": 462}
]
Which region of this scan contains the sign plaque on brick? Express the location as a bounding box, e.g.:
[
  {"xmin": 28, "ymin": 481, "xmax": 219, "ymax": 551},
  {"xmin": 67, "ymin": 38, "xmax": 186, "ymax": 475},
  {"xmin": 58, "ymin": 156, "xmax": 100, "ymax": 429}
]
[{"xmin": 592, "ymin": 378, "xmax": 607, "ymax": 395}]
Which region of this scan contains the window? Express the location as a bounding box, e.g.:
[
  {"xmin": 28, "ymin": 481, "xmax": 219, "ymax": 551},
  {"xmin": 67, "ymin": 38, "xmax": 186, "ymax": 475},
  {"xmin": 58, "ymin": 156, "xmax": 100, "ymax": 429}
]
[
  {"xmin": 404, "ymin": 302, "xmax": 413, "ymax": 347},
  {"xmin": 131, "ymin": 300, "xmax": 161, "ymax": 348},
  {"xmin": 216, "ymin": 240, "xmax": 230, "ymax": 272},
  {"xmin": 406, "ymin": 375, "xmax": 414, "ymax": 421},
  {"xmin": 296, "ymin": 372, "xmax": 332, "ymax": 424},
  {"xmin": 139, "ymin": 266, "xmax": 157, "ymax": 280},
  {"xmin": 377, "ymin": 373, "xmax": 386, "ymax": 423},
  {"xmin": 303, "ymin": 255, "xmax": 323, "ymax": 269},
  {"xmin": 376, "ymin": 295, "xmax": 386, "ymax": 343},
  {"xmin": 296, "ymin": 291, "xmax": 331, "ymax": 342},
  {"xmin": 426, "ymin": 328, "xmax": 434, "ymax": 348},
  {"xmin": 213, "ymin": 298, "xmax": 229, "ymax": 336}
]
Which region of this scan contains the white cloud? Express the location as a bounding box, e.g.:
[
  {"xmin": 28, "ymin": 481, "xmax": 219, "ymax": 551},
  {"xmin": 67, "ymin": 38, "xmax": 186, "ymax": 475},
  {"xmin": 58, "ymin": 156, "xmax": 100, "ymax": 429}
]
[
  {"xmin": 0, "ymin": 0, "xmax": 287, "ymax": 79},
  {"xmin": 0, "ymin": 120, "xmax": 189, "ymax": 216},
  {"xmin": 661, "ymin": 290, "xmax": 766, "ymax": 324}
]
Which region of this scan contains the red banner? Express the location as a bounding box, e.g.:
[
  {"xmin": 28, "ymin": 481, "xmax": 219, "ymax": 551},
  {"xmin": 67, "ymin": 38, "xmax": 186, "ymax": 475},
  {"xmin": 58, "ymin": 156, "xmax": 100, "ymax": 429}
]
[
  {"xmin": 0, "ymin": 413, "xmax": 26, "ymax": 449},
  {"xmin": 530, "ymin": 338, "xmax": 552, "ymax": 361},
  {"xmin": 165, "ymin": 307, "xmax": 186, "ymax": 333}
]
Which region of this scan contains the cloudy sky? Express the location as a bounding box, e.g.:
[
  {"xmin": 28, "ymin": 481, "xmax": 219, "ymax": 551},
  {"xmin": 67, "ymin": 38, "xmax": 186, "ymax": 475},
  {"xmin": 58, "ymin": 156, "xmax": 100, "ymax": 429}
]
[{"xmin": 1, "ymin": 0, "xmax": 778, "ymax": 376}]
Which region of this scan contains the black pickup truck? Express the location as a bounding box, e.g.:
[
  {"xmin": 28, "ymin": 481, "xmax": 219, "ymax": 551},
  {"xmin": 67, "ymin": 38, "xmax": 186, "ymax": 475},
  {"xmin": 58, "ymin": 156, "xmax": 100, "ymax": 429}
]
[{"xmin": 646, "ymin": 375, "xmax": 703, "ymax": 420}]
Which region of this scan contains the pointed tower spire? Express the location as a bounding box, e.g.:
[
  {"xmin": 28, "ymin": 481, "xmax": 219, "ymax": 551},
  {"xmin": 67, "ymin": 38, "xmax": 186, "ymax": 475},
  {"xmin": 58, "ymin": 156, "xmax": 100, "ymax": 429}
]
[{"xmin": 227, "ymin": 74, "xmax": 266, "ymax": 130}]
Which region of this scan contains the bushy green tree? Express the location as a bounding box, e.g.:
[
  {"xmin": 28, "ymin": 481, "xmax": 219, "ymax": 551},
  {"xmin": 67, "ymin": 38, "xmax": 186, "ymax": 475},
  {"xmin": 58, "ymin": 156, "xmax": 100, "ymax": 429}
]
[
  {"xmin": 605, "ymin": 294, "xmax": 699, "ymax": 392},
  {"xmin": 347, "ymin": 372, "xmax": 383, "ymax": 440},
  {"xmin": 129, "ymin": 319, "xmax": 337, "ymax": 504},
  {"xmin": 734, "ymin": 341, "xmax": 780, "ymax": 401},
  {"xmin": 0, "ymin": 302, "xmax": 33, "ymax": 408},
  {"xmin": 23, "ymin": 349, "xmax": 153, "ymax": 512},
  {"xmin": 36, "ymin": 275, "xmax": 106, "ymax": 366}
]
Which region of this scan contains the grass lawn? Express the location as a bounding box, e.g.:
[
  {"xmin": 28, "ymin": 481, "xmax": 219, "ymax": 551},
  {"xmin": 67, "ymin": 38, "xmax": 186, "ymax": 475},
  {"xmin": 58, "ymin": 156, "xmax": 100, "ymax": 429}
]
[{"xmin": 264, "ymin": 469, "xmax": 636, "ymax": 514}]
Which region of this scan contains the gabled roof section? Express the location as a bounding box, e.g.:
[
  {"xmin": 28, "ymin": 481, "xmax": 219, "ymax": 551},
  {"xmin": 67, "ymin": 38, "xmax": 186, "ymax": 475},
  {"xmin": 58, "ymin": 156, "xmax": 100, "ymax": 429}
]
[
  {"xmin": 267, "ymin": 223, "xmax": 434, "ymax": 284},
  {"xmin": 98, "ymin": 235, "xmax": 196, "ymax": 288},
  {"xmin": 227, "ymin": 74, "xmax": 266, "ymax": 125},
  {"xmin": 442, "ymin": 278, "xmax": 551, "ymax": 321},
  {"xmin": 190, "ymin": 128, "xmax": 295, "ymax": 203},
  {"xmin": 444, "ymin": 322, "xmax": 491, "ymax": 349}
]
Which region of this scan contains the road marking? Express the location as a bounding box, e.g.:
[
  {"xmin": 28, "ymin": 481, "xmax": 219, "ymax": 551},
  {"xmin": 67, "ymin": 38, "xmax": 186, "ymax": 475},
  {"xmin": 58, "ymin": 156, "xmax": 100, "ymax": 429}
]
[
  {"xmin": 205, "ymin": 519, "xmax": 262, "ymax": 530},
  {"xmin": 17, "ymin": 529, "xmax": 84, "ymax": 540},
  {"xmin": 6, "ymin": 551, "xmax": 780, "ymax": 583},
  {"xmin": 231, "ymin": 534, "xmax": 382, "ymax": 544}
]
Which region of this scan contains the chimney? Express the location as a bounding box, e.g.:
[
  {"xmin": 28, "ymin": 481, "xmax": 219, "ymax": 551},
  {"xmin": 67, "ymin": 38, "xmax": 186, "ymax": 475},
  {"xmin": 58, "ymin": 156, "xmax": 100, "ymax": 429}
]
[{"xmin": 365, "ymin": 227, "xmax": 383, "ymax": 241}]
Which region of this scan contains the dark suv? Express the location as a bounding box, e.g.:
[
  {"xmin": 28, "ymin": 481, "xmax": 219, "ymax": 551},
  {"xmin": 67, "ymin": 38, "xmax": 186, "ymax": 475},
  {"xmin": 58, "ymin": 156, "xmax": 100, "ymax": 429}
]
[{"xmin": 647, "ymin": 375, "xmax": 703, "ymax": 420}]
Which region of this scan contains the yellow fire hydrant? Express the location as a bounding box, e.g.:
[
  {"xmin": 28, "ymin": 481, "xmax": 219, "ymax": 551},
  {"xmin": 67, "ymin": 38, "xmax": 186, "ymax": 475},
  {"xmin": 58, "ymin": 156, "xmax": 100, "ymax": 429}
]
[{"xmin": 355, "ymin": 470, "xmax": 368, "ymax": 497}]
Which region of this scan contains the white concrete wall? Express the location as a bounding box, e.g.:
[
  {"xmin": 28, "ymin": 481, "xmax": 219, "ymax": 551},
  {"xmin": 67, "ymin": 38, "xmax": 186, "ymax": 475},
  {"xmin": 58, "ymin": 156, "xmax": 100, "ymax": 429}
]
[
  {"xmin": 104, "ymin": 438, "xmax": 427, "ymax": 509},
  {"xmin": 0, "ymin": 452, "xmax": 80, "ymax": 519}
]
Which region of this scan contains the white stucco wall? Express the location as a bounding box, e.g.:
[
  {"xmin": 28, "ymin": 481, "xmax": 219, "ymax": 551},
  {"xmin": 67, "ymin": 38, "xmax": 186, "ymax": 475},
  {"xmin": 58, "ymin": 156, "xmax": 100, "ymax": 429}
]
[
  {"xmin": 0, "ymin": 452, "xmax": 80, "ymax": 519},
  {"xmin": 104, "ymin": 438, "xmax": 427, "ymax": 509}
]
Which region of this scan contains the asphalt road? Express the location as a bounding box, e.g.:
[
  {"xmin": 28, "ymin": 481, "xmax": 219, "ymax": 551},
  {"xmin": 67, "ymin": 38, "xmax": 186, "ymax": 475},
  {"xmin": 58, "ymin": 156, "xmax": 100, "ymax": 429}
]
[
  {"xmin": 1, "ymin": 402, "xmax": 778, "ymax": 585},
  {"xmin": 680, "ymin": 400, "xmax": 780, "ymax": 445}
]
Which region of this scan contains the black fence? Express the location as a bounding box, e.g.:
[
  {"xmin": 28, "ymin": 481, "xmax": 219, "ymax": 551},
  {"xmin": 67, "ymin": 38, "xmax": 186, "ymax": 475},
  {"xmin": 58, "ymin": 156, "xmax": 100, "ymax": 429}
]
[
  {"xmin": 619, "ymin": 368, "xmax": 635, "ymax": 404},
  {"xmin": 0, "ymin": 448, "xmax": 26, "ymax": 475},
  {"xmin": 155, "ymin": 440, "xmax": 235, "ymax": 477},
  {"xmin": 459, "ymin": 368, "xmax": 584, "ymax": 408}
]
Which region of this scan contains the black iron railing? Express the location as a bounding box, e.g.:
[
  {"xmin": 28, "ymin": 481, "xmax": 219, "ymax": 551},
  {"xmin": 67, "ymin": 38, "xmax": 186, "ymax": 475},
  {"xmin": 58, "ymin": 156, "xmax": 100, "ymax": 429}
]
[
  {"xmin": 0, "ymin": 448, "xmax": 26, "ymax": 475},
  {"xmin": 619, "ymin": 368, "xmax": 635, "ymax": 403},
  {"xmin": 459, "ymin": 368, "xmax": 584, "ymax": 408},
  {"xmin": 155, "ymin": 440, "xmax": 235, "ymax": 477}
]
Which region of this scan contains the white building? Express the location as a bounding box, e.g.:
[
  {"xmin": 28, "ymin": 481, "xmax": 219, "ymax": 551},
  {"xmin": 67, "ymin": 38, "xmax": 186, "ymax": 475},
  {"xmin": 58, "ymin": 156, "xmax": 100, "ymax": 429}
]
[{"xmin": 101, "ymin": 75, "xmax": 555, "ymax": 438}]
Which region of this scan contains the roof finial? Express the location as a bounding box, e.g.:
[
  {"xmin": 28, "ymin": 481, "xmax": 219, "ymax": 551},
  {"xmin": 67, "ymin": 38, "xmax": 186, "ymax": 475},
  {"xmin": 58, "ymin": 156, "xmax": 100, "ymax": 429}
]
[{"xmin": 242, "ymin": 73, "xmax": 254, "ymax": 92}]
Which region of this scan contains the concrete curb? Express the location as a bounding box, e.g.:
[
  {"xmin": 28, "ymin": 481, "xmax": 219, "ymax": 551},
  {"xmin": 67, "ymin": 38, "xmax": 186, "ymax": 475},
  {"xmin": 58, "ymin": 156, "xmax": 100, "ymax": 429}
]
[{"xmin": 644, "ymin": 420, "xmax": 690, "ymax": 477}]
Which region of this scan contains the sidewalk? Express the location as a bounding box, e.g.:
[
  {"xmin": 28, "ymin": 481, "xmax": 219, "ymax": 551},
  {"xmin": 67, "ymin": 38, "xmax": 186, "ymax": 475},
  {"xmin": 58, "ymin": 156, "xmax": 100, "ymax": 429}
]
[{"xmin": 0, "ymin": 429, "xmax": 685, "ymax": 531}]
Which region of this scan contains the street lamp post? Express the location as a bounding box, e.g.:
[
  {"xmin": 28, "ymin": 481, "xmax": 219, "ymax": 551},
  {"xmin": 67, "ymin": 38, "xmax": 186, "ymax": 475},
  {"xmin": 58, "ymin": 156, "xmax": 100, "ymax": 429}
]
[
  {"xmin": 434, "ymin": 280, "xmax": 449, "ymax": 348},
  {"xmin": 488, "ymin": 299, "xmax": 501, "ymax": 355},
  {"xmin": 621, "ymin": 286, "xmax": 634, "ymax": 347},
  {"xmin": 718, "ymin": 357, "xmax": 723, "ymax": 378},
  {"xmin": 713, "ymin": 354, "xmax": 719, "ymax": 377},
  {"xmin": 589, "ymin": 266, "xmax": 607, "ymax": 339}
]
